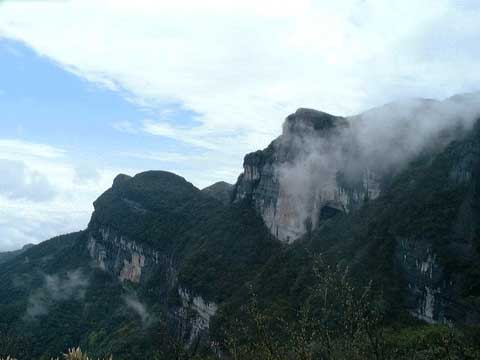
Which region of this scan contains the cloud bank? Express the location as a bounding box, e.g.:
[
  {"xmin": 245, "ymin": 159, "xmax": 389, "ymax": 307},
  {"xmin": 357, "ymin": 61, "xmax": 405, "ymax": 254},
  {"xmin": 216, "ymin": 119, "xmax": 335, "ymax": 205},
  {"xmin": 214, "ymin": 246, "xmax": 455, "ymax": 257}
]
[
  {"xmin": 1, "ymin": 0, "xmax": 479, "ymax": 154},
  {"xmin": 0, "ymin": 139, "xmax": 123, "ymax": 251},
  {"xmin": 0, "ymin": 159, "xmax": 57, "ymax": 202}
]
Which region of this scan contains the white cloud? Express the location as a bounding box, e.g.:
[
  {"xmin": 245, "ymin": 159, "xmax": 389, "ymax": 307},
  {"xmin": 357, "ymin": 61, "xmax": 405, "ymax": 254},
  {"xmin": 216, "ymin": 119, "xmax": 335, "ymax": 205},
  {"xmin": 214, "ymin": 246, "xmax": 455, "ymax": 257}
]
[
  {"xmin": 0, "ymin": 159, "xmax": 57, "ymax": 202},
  {"xmin": 73, "ymin": 163, "xmax": 101, "ymax": 184},
  {"xmin": 121, "ymin": 150, "xmax": 207, "ymax": 163},
  {"xmin": 0, "ymin": 139, "xmax": 65, "ymax": 159},
  {"xmin": 0, "ymin": 201, "xmax": 91, "ymax": 251},
  {"xmin": 2, "ymin": 0, "xmax": 478, "ymax": 159},
  {"xmin": 112, "ymin": 120, "xmax": 139, "ymax": 134},
  {"xmin": 142, "ymin": 119, "xmax": 231, "ymax": 151},
  {"xmin": 0, "ymin": 138, "xmax": 126, "ymax": 251}
]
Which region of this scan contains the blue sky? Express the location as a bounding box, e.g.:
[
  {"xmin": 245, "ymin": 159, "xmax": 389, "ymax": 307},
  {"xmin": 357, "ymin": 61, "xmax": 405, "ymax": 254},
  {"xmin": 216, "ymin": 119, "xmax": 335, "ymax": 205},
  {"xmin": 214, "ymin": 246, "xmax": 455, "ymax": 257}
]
[
  {"xmin": 1, "ymin": 0, "xmax": 480, "ymax": 250},
  {"xmin": 0, "ymin": 38, "xmax": 219, "ymax": 179},
  {"xmin": 0, "ymin": 36, "xmax": 247, "ymax": 251}
]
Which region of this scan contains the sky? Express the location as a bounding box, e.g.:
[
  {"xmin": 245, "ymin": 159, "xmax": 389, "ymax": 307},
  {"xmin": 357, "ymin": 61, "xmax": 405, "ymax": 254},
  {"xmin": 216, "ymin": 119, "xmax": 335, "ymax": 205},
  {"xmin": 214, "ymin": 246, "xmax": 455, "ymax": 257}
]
[{"xmin": 0, "ymin": 0, "xmax": 479, "ymax": 251}]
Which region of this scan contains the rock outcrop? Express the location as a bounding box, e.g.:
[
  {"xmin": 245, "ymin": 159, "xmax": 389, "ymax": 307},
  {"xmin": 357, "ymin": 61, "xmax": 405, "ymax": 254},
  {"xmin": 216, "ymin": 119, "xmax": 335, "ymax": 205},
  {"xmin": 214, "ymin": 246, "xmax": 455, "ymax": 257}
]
[
  {"xmin": 87, "ymin": 223, "xmax": 219, "ymax": 339},
  {"xmin": 179, "ymin": 287, "xmax": 218, "ymax": 343},
  {"xmin": 233, "ymin": 108, "xmax": 380, "ymax": 242},
  {"xmin": 87, "ymin": 226, "xmax": 170, "ymax": 284},
  {"xmin": 396, "ymin": 239, "xmax": 448, "ymax": 323}
]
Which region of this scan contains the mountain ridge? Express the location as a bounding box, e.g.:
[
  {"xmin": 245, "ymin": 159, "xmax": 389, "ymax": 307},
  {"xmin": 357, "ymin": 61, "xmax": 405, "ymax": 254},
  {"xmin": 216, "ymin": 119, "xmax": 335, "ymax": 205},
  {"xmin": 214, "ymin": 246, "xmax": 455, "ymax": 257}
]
[{"xmin": 1, "ymin": 94, "xmax": 480, "ymax": 359}]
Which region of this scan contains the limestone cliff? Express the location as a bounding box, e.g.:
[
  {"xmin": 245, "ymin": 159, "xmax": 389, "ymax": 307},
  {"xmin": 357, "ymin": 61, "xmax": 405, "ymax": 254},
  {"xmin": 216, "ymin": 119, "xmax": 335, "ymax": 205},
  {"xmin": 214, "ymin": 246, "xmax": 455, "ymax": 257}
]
[
  {"xmin": 233, "ymin": 95, "xmax": 480, "ymax": 243},
  {"xmin": 233, "ymin": 108, "xmax": 380, "ymax": 242},
  {"xmin": 87, "ymin": 225, "xmax": 219, "ymax": 341},
  {"xmin": 87, "ymin": 225, "xmax": 173, "ymax": 284},
  {"xmin": 231, "ymin": 99, "xmax": 480, "ymax": 325},
  {"xmin": 386, "ymin": 121, "xmax": 480, "ymax": 324},
  {"xmin": 85, "ymin": 171, "xmax": 221, "ymax": 343}
]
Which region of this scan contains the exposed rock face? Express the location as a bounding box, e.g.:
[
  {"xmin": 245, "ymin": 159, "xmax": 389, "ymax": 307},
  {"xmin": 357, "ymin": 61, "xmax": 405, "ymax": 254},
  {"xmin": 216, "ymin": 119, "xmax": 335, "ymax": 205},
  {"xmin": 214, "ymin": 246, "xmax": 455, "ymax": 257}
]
[
  {"xmin": 87, "ymin": 224, "xmax": 219, "ymax": 341},
  {"xmin": 87, "ymin": 226, "xmax": 173, "ymax": 284},
  {"xmin": 396, "ymin": 239, "xmax": 448, "ymax": 324},
  {"xmin": 392, "ymin": 123, "xmax": 480, "ymax": 324},
  {"xmin": 234, "ymin": 95, "xmax": 480, "ymax": 243},
  {"xmin": 395, "ymin": 237, "xmax": 480, "ymax": 324},
  {"xmin": 179, "ymin": 288, "xmax": 218, "ymax": 343},
  {"xmin": 233, "ymin": 108, "xmax": 380, "ymax": 242}
]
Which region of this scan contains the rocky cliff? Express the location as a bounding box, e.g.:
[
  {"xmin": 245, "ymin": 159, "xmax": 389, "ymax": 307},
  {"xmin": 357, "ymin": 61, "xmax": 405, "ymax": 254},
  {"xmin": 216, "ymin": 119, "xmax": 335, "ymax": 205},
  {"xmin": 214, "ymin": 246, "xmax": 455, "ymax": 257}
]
[
  {"xmin": 371, "ymin": 120, "xmax": 480, "ymax": 324},
  {"xmin": 233, "ymin": 108, "xmax": 380, "ymax": 242},
  {"xmin": 233, "ymin": 95, "xmax": 480, "ymax": 243},
  {"xmin": 232, "ymin": 96, "xmax": 480, "ymax": 325}
]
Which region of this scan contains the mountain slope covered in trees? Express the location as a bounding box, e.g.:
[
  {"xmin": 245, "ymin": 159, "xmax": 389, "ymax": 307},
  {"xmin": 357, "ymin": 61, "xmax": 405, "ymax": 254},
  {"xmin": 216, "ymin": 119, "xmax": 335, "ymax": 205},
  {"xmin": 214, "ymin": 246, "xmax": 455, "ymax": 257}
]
[{"xmin": 1, "ymin": 95, "xmax": 480, "ymax": 359}]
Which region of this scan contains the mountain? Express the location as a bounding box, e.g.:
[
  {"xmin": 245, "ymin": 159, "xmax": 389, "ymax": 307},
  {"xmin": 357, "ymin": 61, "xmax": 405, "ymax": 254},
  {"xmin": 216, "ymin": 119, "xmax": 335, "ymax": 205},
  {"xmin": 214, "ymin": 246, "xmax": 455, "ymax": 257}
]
[
  {"xmin": 0, "ymin": 171, "xmax": 279, "ymax": 359},
  {"xmin": 0, "ymin": 244, "xmax": 34, "ymax": 264},
  {"xmin": 234, "ymin": 96, "xmax": 480, "ymax": 243},
  {"xmin": 1, "ymin": 94, "xmax": 480, "ymax": 359},
  {"xmin": 201, "ymin": 181, "xmax": 233, "ymax": 205}
]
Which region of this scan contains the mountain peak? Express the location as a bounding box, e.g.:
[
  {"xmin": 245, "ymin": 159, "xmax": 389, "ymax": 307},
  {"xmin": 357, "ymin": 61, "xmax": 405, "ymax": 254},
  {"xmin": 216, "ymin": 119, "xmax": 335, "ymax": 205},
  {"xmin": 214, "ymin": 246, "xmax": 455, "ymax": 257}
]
[
  {"xmin": 93, "ymin": 170, "xmax": 201, "ymax": 225},
  {"xmin": 111, "ymin": 171, "xmax": 197, "ymax": 193},
  {"xmin": 202, "ymin": 181, "xmax": 233, "ymax": 205},
  {"xmin": 283, "ymin": 107, "xmax": 346, "ymax": 135},
  {"xmin": 112, "ymin": 173, "xmax": 132, "ymax": 187}
]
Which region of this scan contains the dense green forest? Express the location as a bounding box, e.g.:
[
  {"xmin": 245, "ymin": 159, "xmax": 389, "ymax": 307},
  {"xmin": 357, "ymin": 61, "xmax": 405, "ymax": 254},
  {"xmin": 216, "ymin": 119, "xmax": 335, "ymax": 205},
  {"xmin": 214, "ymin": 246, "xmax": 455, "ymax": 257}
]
[{"xmin": 2, "ymin": 258, "xmax": 479, "ymax": 359}]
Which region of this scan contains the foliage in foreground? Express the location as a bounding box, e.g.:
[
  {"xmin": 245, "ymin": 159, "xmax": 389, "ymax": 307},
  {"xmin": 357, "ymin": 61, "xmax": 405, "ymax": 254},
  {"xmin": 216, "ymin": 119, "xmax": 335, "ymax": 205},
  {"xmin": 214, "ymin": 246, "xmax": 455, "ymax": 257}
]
[
  {"xmin": 1, "ymin": 348, "xmax": 111, "ymax": 360},
  {"xmin": 218, "ymin": 257, "xmax": 480, "ymax": 360},
  {"xmin": 2, "ymin": 258, "xmax": 479, "ymax": 360}
]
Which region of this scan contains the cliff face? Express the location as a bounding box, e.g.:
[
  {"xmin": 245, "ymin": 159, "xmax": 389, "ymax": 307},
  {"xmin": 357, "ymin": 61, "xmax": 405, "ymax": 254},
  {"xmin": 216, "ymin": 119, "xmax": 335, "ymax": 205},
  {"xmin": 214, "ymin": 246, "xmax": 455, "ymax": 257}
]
[
  {"xmin": 380, "ymin": 123, "xmax": 480, "ymax": 324},
  {"xmin": 233, "ymin": 108, "xmax": 380, "ymax": 242},
  {"xmin": 87, "ymin": 225, "xmax": 173, "ymax": 284},
  {"xmin": 232, "ymin": 99, "xmax": 480, "ymax": 324},
  {"xmin": 86, "ymin": 223, "xmax": 221, "ymax": 339},
  {"xmin": 233, "ymin": 96, "xmax": 480, "ymax": 244}
]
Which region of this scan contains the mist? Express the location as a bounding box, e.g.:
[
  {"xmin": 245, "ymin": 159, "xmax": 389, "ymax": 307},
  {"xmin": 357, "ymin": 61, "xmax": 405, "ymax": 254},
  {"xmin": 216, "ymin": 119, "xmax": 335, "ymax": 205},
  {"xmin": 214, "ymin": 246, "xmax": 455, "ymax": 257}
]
[
  {"xmin": 275, "ymin": 92, "xmax": 480, "ymax": 239},
  {"xmin": 124, "ymin": 295, "xmax": 152, "ymax": 326},
  {"xmin": 24, "ymin": 270, "xmax": 89, "ymax": 320}
]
